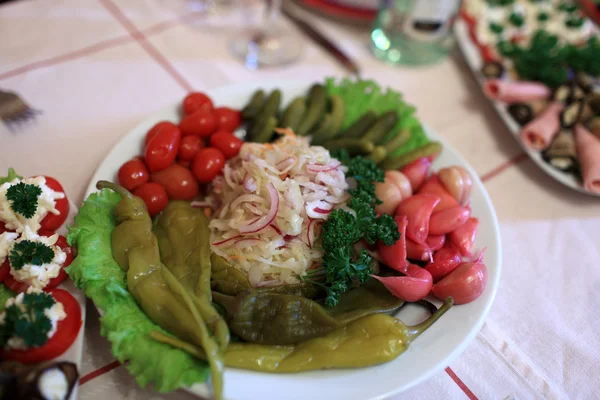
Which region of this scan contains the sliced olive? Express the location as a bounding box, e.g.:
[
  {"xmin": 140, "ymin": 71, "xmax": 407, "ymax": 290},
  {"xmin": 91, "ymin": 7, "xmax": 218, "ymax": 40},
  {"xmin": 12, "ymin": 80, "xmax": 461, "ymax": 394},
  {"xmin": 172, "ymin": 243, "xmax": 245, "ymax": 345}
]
[
  {"xmin": 480, "ymin": 61, "xmax": 505, "ymax": 79},
  {"xmin": 552, "ymin": 84, "xmax": 572, "ymax": 103},
  {"xmin": 507, "ymin": 103, "xmax": 534, "ymax": 126},
  {"xmin": 586, "ymin": 92, "xmax": 600, "ymax": 115},
  {"xmin": 560, "ymin": 99, "xmax": 584, "ymax": 129},
  {"xmin": 575, "ymin": 72, "xmax": 595, "ymax": 94}
]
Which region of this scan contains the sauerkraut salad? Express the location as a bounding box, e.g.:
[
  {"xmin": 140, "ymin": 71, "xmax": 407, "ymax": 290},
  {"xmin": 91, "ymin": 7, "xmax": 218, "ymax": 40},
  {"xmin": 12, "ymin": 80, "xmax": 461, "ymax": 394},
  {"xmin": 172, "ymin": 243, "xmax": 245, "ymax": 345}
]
[{"xmin": 205, "ymin": 129, "xmax": 350, "ymax": 286}]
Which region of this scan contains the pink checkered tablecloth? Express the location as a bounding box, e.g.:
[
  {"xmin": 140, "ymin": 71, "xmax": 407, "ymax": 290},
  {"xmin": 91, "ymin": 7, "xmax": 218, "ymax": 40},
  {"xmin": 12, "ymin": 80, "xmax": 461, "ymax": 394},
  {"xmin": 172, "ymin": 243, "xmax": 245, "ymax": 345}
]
[{"xmin": 1, "ymin": 1, "xmax": 599, "ymax": 399}]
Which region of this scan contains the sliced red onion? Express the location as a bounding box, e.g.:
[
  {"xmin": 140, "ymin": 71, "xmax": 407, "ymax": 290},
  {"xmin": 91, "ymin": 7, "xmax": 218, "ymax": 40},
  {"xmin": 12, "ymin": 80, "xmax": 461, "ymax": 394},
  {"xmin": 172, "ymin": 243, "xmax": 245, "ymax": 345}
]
[
  {"xmin": 239, "ymin": 183, "xmax": 279, "ymax": 234},
  {"xmin": 211, "ymin": 235, "xmax": 242, "ymax": 246},
  {"xmin": 235, "ymin": 238, "xmax": 262, "ymax": 249},
  {"xmin": 316, "ymin": 172, "xmax": 348, "ymax": 189},
  {"xmin": 307, "ymin": 160, "xmax": 341, "ymax": 173},
  {"xmin": 306, "ymin": 200, "xmax": 333, "ymax": 219},
  {"xmin": 243, "ymin": 174, "xmax": 257, "ymax": 192},
  {"xmin": 230, "ymin": 194, "xmax": 266, "ymax": 210},
  {"xmin": 276, "ymin": 157, "xmax": 296, "ymax": 172},
  {"xmin": 191, "ymin": 200, "xmax": 213, "ymax": 209},
  {"xmin": 269, "ymin": 224, "xmax": 283, "ymax": 235},
  {"xmin": 307, "ymin": 219, "xmax": 317, "ymax": 249},
  {"xmin": 284, "ymin": 234, "xmax": 298, "ymax": 241}
]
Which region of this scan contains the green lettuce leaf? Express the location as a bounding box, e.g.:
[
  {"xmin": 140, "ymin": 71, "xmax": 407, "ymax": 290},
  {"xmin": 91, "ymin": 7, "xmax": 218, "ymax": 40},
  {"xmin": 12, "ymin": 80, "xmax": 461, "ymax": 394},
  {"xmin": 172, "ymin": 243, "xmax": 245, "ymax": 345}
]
[
  {"xmin": 0, "ymin": 284, "xmax": 16, "ymax": 312},
  {"xmin": 66, "ymin": 189, "xmax": 209, "ymax": 392},
  {"xmin": 325, "ymin": 77, "xmax": 429, "ymax": 157}
]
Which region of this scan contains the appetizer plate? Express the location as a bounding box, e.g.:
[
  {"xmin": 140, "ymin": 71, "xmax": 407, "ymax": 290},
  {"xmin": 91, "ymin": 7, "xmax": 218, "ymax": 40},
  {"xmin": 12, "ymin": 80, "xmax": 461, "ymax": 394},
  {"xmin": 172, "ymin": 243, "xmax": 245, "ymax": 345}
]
[
  {"xmin": 86, "ymin": 80, "xmax": 501, "ymax": 400},
  {"xmin": 454, "ymin": 19, "xmax": 600, "ymax": 198},
  {"xmin": 55, "ymin": 201, "xmax": 87, "ymax": 400}
]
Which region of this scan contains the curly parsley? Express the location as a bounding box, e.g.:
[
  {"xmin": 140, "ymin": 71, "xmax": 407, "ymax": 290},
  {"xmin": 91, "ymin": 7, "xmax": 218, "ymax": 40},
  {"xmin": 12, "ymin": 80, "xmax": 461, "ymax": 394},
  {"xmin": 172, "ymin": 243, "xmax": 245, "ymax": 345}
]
[
  {"xmin": 6, "ymin": 182, "xmax": 42, "ymax": 219},
  {"xmin": 9, "ymin": 240, "xmax": 55, "ymax": 270},
  {"xmin": 305, "ymin": 150, "xmax": 399, "ymax": 307},
  {"xmin": 0, "ymin": 292, "xmax": 55, "ymax": 348}
]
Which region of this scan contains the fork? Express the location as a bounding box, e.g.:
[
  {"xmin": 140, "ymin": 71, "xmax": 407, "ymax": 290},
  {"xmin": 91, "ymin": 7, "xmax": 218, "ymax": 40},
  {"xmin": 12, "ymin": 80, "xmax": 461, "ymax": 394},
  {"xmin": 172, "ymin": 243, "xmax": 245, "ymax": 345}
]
[{"xmin": 0, "ymin": 89, "xmax": 41, "ymax": 128}]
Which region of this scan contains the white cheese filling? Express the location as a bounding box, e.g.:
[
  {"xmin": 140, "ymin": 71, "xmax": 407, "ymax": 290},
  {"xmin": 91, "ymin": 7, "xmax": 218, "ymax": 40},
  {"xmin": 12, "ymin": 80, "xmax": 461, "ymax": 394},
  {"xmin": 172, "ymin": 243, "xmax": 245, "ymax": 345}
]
[
  {"xmin": 0, "ymin": 288, "xmax": 67, "ymax": 350},
  {"xmin": 38, "ymin": 367, "xmax": 69, "ymax": 400},
  {"xmin": 9, "ymin": 227, "xmax": 66, "ymax": 290},
  {"xmin": 0, "ymin": 176, "xmax": 65, "ymax": 233},
  {"xmin": 0, "ymin": 231, "xmax": 18, "ymax": 264}
]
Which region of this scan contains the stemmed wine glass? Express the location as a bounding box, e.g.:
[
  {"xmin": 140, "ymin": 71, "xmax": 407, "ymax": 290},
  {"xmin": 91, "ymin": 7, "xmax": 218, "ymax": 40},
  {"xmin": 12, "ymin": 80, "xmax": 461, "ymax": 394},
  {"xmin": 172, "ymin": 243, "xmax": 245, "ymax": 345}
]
[{"xmin": 229, "ymin": 0, "xmax": 304, "ymax": 68}]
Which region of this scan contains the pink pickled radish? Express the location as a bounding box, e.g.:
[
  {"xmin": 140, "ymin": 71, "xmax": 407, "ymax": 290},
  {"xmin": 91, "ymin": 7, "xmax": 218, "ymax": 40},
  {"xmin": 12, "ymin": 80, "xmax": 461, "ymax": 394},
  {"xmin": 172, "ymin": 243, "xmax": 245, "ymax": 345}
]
[
  {"xmin": 371, "ymin": 264, "xmax": 433, "ymax": 302},
  {"xmin": 438, "ymin": 166, "xmax": 473, "ymax": 206},
  {"xmin": 429, "ymin": 206, "xmax": 471, "ymax": 236},
  {"xmin": 425, "ymin": 235, "xmax": 446, "ymax": 251},
  {"xmin": 574, "ymin": 124, "xmax": 600, "ymax": 194},
  {"xmin": 520, "ymin": 102, "xmax": 563, "ymax": 150},
  {"xmin": 418, "ymin": 175, "xmax": 460, "ymax": 212},
  {"xmin": 425, "ymin": 247, "xmax": 462, "ymax": 282},
  {"xmin": 395, "ymin": 194, "xmax": 440, "ymax": 245},
  {"xmin": 377, "ymin": 215, "xmax": 408, "ymax": 273},
  {"xmin": 400, "ymin": 157, "xmax": 431, "ymax": 192},
  {"xmin": 406, "ymin": 238, "xmax": 432, "ymax": 261},
  {"xmin": 432, "ymin": 251, "xmax": 487, "ymax": 304},
  {"xmin": 448, "ymin": 217, "xmax": 479, "ymax": 257},
  {"xmin": 483, "ymin": 79, "xmax": 551, "ymax": 103}
]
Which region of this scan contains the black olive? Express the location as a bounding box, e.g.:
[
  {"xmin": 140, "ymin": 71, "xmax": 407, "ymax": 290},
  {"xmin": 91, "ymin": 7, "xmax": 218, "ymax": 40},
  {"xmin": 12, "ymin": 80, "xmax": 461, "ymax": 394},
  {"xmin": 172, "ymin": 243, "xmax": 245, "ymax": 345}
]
[
  {"xmin": 507, "ymin": 103, "xmax": 534, "ymax": 126},
  {"xmin": 480, "ymin": 61, "xmax": 505, "ymax": 79},
  {"xmin": 586, "ymin": 93, "xmax": 600, "ymax": 115}
]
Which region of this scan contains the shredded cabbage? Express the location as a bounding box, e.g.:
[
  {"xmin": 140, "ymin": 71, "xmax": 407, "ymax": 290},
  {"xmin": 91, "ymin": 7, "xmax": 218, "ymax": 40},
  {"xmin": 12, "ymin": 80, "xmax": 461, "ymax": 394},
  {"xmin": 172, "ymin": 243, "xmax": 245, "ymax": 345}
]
[{"xmin": 207, "ymin": 129, "xmax": 349, "ymax": 287}]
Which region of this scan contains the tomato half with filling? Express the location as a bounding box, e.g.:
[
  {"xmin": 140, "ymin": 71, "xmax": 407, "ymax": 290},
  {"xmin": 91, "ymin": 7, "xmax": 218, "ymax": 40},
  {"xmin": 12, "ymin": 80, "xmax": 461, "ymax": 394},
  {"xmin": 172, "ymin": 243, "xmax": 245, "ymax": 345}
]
[
  {"xmin": 0, "ymin": 260, "xmax": 9, "ymax": 282},
  {"xmin": 4, "ymin": 233, "xmax": 73, "ymax": 293},
  {"xmin": 0, "ymin": 288, "xmax": 82, "ymax": 364},
  {"xmin": 39, "ymin": 177, "xmax": 69, "ymax": 232}
]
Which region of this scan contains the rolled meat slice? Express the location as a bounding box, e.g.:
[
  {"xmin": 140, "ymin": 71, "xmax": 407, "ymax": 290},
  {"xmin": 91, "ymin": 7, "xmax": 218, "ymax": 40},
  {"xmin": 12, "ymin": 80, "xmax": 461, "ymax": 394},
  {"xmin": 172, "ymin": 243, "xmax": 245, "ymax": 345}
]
[
  {"xmin": 574, "ymin": 124, "xmax": 600, "ymax": 194},
  {"xmin": 520, "ymin": 102, "xmax": 563, "ymax": 150},
  {"xmin": 483, "ymin": 79, "xmax": 551, "ymax": 103}
]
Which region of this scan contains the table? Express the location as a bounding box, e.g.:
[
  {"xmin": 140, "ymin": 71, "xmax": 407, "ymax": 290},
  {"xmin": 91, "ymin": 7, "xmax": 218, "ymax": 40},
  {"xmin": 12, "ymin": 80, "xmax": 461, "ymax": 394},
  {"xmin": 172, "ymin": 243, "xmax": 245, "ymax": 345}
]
[{"xmin": 1, "ymin": 1, "xmax": 599, "ymax": 399}]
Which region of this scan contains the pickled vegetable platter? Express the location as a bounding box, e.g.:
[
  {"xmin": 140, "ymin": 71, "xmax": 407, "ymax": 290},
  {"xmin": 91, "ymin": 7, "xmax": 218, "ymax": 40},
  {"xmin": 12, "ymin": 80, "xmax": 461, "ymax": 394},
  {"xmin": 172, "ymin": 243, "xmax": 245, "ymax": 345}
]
[
  {"xmin": 455, "ymin": 0, "xmax": 600, "ymax": 197},
  {"xmin": 73, "ymin": 79, "xmax": 501, "ymax": 400}
]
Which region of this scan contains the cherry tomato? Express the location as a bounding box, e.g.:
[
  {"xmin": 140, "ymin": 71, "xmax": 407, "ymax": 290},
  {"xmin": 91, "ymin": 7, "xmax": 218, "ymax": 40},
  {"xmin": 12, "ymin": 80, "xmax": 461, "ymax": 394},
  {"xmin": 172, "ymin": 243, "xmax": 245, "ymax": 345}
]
[
  {"xmin": 1, "ymin": 288, "xmax": 82, "ymax": 364},
  {"xmin": 178, "ymin": 160, "xmax": 191, "ymax": 169},
  {"xmin": 178, "ymin": 135, "xmax": 205, "ymax": 162},
  {"xmin": 210, "ymin": 131, "xmax": 243, "ymax": 159},
  {"xmin": 133, "ymin": 183, "xmax": 168, "ymax": 217},
  {"xmin": 145, "ymin": 121, "xmax": 178, "ymax": 146},
  {"xmin": 118, "ymin": 158, "xmax": 149, "ymax": 191},
  {"xmin": 0, "ymin": 260, "xmax": 9, "ymax": 282},
  {"xmin": 179, "ymin": 110, "xmax": 217, "ymax": 138},
  {"xmin": 183, "ymin": 92, "xmax": 214, "ymax": 115},
  {"xmin": 192, "ymin": 148, "xmax": 225, "ymax": 184},
  {"xmin": 0, "ymin": 222, "xmax": 7, "ymax": 234},
  {"xmin": 213, "ymin": 107, "xmax": 241, "ymax": 132},
  {"xmin": 151, "ymin": 164, "xmax": 199, "ymax": 201},
  {"xmin": 144, "ymin": 124, "xmax": 181, "ymax": 172},
  {"xmin": 39, "ymin": 177, "xmax": 69, "ymax": 232}
]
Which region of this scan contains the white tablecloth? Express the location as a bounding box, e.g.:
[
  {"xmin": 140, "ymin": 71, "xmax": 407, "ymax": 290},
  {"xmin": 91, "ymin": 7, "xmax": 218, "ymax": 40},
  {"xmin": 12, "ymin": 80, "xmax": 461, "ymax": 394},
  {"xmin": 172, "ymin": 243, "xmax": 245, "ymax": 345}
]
[{"xmin": 1, "ymin": 1, "xmax": 599, "ymax": 399}]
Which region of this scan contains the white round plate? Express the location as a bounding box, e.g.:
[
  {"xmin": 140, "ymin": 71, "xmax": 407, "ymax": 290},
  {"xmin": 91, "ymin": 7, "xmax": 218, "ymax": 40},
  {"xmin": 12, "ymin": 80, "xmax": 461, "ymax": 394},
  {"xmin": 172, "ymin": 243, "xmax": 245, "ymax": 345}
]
[
  {"xmin": 86, "ymin": 80, "xmax": 502, "ymax": 400},
  {"xmin": 454, "ymin": 19, "xmax": 600, "ymax": 198}
]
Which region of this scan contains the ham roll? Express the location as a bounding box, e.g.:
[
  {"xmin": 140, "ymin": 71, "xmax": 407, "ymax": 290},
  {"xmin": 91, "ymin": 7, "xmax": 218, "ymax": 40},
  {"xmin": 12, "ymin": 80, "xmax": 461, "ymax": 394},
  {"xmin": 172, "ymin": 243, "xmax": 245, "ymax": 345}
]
[
  {"xmin": 484, "ymin": 79, "xmax": 551, "ymax": 103},
  {"xmin": 574, "ymin": 124, "xmax": 600, "ymax": 194},
  {"xmin": 520, "ymin": 102, "xmax": 563, "ymax": 150}
]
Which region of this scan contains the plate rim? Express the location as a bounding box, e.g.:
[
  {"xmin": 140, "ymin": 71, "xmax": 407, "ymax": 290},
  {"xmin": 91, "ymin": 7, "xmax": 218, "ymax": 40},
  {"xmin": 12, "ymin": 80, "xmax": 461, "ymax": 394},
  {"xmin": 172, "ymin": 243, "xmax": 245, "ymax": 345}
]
[
  {"xmin": 84, "ymin": 79, "xmax": 502, "ymax": 400},
  {"xmin": 453, "ymin": 18, "xmax": 600, "ymax": 198}
]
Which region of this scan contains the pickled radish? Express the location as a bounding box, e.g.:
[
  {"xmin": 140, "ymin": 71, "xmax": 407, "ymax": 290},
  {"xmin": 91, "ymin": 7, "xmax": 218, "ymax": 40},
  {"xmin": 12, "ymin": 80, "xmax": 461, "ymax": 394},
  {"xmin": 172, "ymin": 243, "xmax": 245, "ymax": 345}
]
[{"xmin": 432, "ymin": 251, "xmax": 487, "ymax": 304}]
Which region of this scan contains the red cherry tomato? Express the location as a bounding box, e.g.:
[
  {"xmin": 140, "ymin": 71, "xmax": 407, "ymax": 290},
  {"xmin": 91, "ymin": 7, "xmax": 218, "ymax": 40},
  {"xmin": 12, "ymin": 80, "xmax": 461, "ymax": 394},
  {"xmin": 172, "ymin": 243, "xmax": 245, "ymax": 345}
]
[
  {"xmin": 133, "ymin": 183, "xmax": 168, "ymax": 217},
  {"xmin": 0, "ymin": 288, "xmax": 82, "ymax": 364},
  {"xmin": 179, "ymin": 110, "xmax": 217, "ymax": 138},
  {"xmin": 0, "ymin": 222, "xmax": 7, "ymax": 234},
  {"xmin": 192, "ymin": 148, "xmax": 225, "ymax": 184},
  {"xmin": 118, "ymin": 158, "xmax": 149, "ymax": 191},
  {"xmin": 178, "ymin": 135, "xmax": 205, "ymax": 162},
  {"xmin": 39, "ymin": 177, "xmax": 69, "ymax": 232},
  {"xmin": 144, "ymin": 124, "xmax": 181, "ymax": 172},
  {"xmin": 213, "ymin": 107, "xmax": 241, "ymax": 132},
  {"xmin": 0, "ymin": 260, "xmax": 9, "ymax": 282},
  {"xmin": 178, "ymin": 160, "xmax": 192, "ymax": 169},
  {"xmin": 183, "ymin": 92, "xmax": 214, "ymax": 115},
  {"xmin": 150, "ymin": 164, "xmax": 199, "ymax": 201},
  {"xmin": 3, "ymin": 233, "xmax": 72, "ymax": 293},
  {"xmin": 145, "ymin": 121, "xmax": 178, "ymax": 146},
  {"xmin": 210, "ymin": 131, "xmax": 243, "ymax": 159}
]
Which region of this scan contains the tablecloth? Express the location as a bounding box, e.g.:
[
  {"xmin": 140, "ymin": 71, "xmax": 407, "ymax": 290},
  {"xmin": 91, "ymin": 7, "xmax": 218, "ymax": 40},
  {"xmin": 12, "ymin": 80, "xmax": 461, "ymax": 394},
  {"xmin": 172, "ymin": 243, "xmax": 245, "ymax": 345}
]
[{"xmin": 1, "ymin": 1, "xmax": 599, "ymax": 399}]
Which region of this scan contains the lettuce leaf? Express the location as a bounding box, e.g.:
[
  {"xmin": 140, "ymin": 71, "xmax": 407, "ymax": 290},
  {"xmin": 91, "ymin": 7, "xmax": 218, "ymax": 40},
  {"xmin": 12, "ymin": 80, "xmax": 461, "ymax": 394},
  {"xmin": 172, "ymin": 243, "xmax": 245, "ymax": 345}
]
[
  {"xmin": 66, "ymin": 189, "xmax": 209, "ymax": 392},
  {"xmin": 325, "ymin": 77, "xmax": 429, "ymax": 157},
  {"xmin": 0, "ymin": 168, "xmax": 22, "ymax": 184},
  {"xmin": 0, "ymin": 284, "xmax": 16, "ymax": 312}
]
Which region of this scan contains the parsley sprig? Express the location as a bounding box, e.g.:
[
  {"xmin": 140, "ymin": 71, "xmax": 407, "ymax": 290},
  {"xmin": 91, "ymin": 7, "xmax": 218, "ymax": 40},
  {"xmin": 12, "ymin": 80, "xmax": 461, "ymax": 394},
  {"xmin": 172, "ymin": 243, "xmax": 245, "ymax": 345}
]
[
  {"xmin": 305, "ymin": 150, "xmax": 399, "ymax": 307},
  {"xmin": 6, "ymin": 182, "xmax": 42, "ymax": 219},
  {"xmin": 0, "ymin": 292, "xmax": 55, "ymax": 348},
  {"xmin": 9, "ymin": 240, "xmax": 55, "ymax": 270}
]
